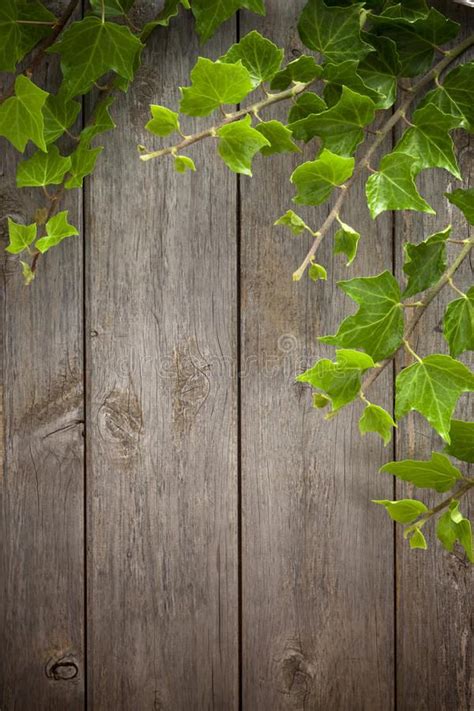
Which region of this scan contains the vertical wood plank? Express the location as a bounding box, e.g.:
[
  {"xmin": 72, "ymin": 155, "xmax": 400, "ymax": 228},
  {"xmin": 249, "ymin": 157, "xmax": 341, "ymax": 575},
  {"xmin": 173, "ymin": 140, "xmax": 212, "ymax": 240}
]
[
  {"xmin": 240, "ymin": 2, "xmax": 395, "ymax": 708},
  {"xmin": 86, "ymin": 13, "xmax": 239, "ymax": 710},
  {"xmin": 395, "ymin": 4, "xmax": 473, "ymax": 708},
  {"xmin": 0, "ymin": 29, "xmax": 85, "ymax": 711}
]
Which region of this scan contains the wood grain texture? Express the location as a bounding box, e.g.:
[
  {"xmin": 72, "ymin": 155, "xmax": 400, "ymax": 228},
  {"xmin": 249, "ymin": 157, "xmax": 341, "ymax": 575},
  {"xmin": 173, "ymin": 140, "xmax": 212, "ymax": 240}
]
[
  {"xmin": 0, "ymin": 18, "xmax": 85, "ymax": 710},
  {"xmin": 239, "ymin": 2, "xmax": 395, "ymax": 709},
  {"xmin": 395, "ymin": 4, "xmax": 473, "ymax": 708},
  {"xmin": 85, "ymin": 12, "xmax": 239, "ymax": 710}
]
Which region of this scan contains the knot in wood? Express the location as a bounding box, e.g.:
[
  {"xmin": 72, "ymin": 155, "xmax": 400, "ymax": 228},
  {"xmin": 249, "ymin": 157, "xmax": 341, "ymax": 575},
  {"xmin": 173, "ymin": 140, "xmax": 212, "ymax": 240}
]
[{"xmin": 45, "ymin": 654, "xmax": 79, "ymax": 681}]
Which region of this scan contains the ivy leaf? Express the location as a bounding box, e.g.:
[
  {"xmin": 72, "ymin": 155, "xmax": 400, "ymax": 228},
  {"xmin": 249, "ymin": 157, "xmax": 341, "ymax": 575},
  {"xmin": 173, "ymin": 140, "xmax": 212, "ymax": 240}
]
[
  {"xmin": 359, "ymin": 403, "xmax": 396, "ymax": 446},
  {"xmin": 0, "ymin": 0, "xmax": 56, "ymax": 72},
  {"xmin": 308, "ymin": 262, "xmax": 327, "ymax": 282},
  {"xmin": 43, "ymin": 90, "xmax": 81, "ymax": 145},
  {"xmin": 444, "ymin": 420, "xmax": 474, "ymax": 463},
  {"xmin": 217, "ymin": 115, "xmax": 269, "ymax": 175},
  {"xmin": 298, "ymin": 0, "xmax": 373, "ymax": 62},
  {"xmin": 220, "ymin": 31, "xmax": 283, "ymax": 87},
  {"xmin": 395, "ymin": 105, "xmax": 461, "ymax": 179},
  {"xmin": 379, "ymin": 0, "xmax": 429, "ymax": 22},
  {"xmin": 291, "ymin": 149, "xmax": 354, "ymax": 206},
  {"xmin": 80, "ymin": 96, "xmax": 116, "ymax": 145},
  {"xmin": 322, "ymin": 60, "xmax": 384, "ymax": 108},
  {"xmin": 373, "ymin": 498, "xmax": 428, "ymax": 524},
  {"xmin": 287, "ymin": 93, "xmax": 326, "ymax": 142},
  {"xmin": 0, "ymin": 75, "xmax": 48, "ymax": 152},
  {"xmin": 380, "ymin": 452, "xmax": 462, "ymax": 493},
  {"xmin": 395, "ymin": 354, "xmax": 474, "ymax": 442},
  {"xmin": 443, "ymin": 286, "xmax": 474, "ymax": 358},
  {"xmin": 16, "ymin": 145, "xmax": 71, "ymax": 187},
  {"xmin": 174, "ymin": 155, "xmax": 196, "ymax": 173},
  {"xmin": 191, "ymin": 0, "xmax": 265, "ymax": 44},
  {"xmin": 140, "ymin": 0, "xmax": 190, "ymax": 40},
  {"xmin": 408, "ymin": 528, "xmax": 427, "ymax": 550},
  {"xmin": 297, "ymin": 348, "xmax": 375, "ymax": 413},
  {"xmin": 5, "ymin": 218, "xmax": 37, "ymax": 254},
  {"xmin": 179, "ymin": 58, "xmax": 253, "ymax": 116},
  {"xmin": 255, "ymin": 120, "xmax": 299, "ymax": 156},
  {"xmin": 357, "ymin": 34, "xmax": 401, "ymax": 110},
  {"xmin": 288, "ymin": 86, "xmax": 375, "ymax": 156},
  {"xmin": 270, "ymin": 56, "xmax": 321, "ymax": 91},
  {"xmin": 420, "ymin": 63, "xmax": 474, "ymax": 133},
  {"xmin": 35, "ymin": 210, "xmax": 79, "ymax": 254},
  {"xmin": 313, "ymin": 393, "xmax": 330, "ymax": 409},
  {"xmin": 65, "ymin": 144, "xmax": 103, "ymax": 189},
  {"xmin": 320, "ymin": 271, "xmax": 404, "ymax": 361},
  {"xmin": 366, "ymin": 152, "xmax": 435, "ymax": 219},
  {"xmin": 49, "ymin": 16, "xmax": 143, "ymax": 98},
  {"xmin": 402, "ymin": 225, "xmax": 450, "ymax": 298},
  {"xmin": 446, "ymin": 188, "xmax": 474, "ymax": 225},
  {"xmin": 333, "ymin": 220, "xmax": 360, "ymax": 265},
  {"xmin": 89, "ymin": 0, "xmax": 135, "ymax": 17},
  {"xmin": 437, "ymin": 501, "xmax": 473, "ymax": 563},
  {"xmin": 146, "ymin": 105, "xmax": 180, "ymax": 137},
  {"xmin": 274, "ymin": 210, "xmax": 311, "ymax": 236}
]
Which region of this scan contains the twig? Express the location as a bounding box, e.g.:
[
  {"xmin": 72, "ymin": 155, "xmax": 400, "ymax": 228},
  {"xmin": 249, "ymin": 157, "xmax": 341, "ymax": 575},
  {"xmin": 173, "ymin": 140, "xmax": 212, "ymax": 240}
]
[{"xmin": 414, "ymin": 479, "xmax": 474, "ymax": 528}]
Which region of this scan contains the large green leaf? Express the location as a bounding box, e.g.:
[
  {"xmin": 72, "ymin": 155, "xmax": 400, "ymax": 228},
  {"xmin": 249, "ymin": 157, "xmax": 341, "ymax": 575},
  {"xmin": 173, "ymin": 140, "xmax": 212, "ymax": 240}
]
[
  {"xmin": 217, "ymin": 115, "xmax": 269, "ymax": 175},
  {"xmin": 49, "ymin": 16, "xmax": 143, "ymax": 98},
  {"xmin": 5, "ymin": 218, "xmax": 36, "ymax": 254},
  {"xmin": 0, "ymin": 0, "xmax": 56, "ymax": 72},
  {"xmin": 255, "ymin": 120, "xmax": 299, "ymax": 156},
  {"xmin": 402, "ymin": 226, "xmax": 450, "ymax": 298},
  {"xmin": 446, "ymin": 188, "xmax": 474, "ymax": 225},
  {"xmin": 366, "ymin": 152, "xmax": 434, "ymax": 219},
  {"xmin": 357, "ymin": 34, "xmax": 401, "ymax": 109},
  {"xmin": 380, "ymin": 452, "xmax": 462, "ymax": 493},
  {"xmin": 444, "ymin": 420, "xmax": 474, "ymax": 463},
  {"xmin": 191, "ymin": 0, "xmax": 265, "ymax": 44},
  {"xmin": 179, "ymin": 58, "xmax": 253, "ymax": 116},
  {"xmin": 0, "ymin": 75, "xmax": 48, "ymax": 152},
  {"xmin": 421, "ymin": 62, "xmax": 474, "ymax": 132},
  {"xmin": 220, "ymin": 31, "xmax": 283, "ymax": 86},
  {"xmin": 322, "ymin": 60, "xmax": 384, "ymax": 107},
  {"xmin": 359, "ymin": 403, "xmax": 396, "ymax": 446},
  {"xmin": 35, "ymin": 210, "xmax": 79, "ymax": 254},
  {"xmin": 16, "ymin": 145, "xmax": 71, "ymax": 187},
  {"xmin": 395, "ymin": 355, "xmax": 474, "ymax": 442},
  {"xmin": 373, "ymin": 498, "xmax": 428, "ymax": 524},
  {"xmin": 320, "ymin": 271, "xmax": 404, "ymax": 361},
  {"xmin": 270, "ymin": 56, "xmax": 321, "ymax": 91},
  {"xmin": 298, "ymin": 0, "xmax": 373, "ymax": 62},
  {"xmin": 43, "ymin": 90, "xmax": 81, "ymax": 145},
  {"xmin": 443, "ymin": 286, "xmax": 474, "ymax": 358},
  {"xmin": 437, "ymin": 501, "xmax": 473, "ymax": 563},
  {"xmin": 291, "ymin": 149, "xmax": 354, "ymax": 206}
]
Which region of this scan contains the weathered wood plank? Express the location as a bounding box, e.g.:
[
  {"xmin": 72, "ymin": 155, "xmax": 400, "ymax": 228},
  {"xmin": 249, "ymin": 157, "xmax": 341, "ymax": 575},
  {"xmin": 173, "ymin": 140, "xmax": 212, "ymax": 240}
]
[
  {"xmin": 239, "ymin": 2, "xmax": 395, "ymax": 708},
  {"xmin": 0, "ymin": 23, "xmax": 85, "ymax": 710},
  {"xmin": 395, "ymin": 4, "xmax": 473, "ymax": 708},
  {"xmin": 85, "ymin": 13, "xmax": 239, "ymax": 710}
]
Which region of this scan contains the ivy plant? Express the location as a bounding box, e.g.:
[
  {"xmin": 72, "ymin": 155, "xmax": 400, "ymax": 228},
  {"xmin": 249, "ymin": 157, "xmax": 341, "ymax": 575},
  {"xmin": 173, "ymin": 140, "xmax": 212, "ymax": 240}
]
[{"xmin": 139, "ymin": 0, "xmax": 474, "ymax": 562}]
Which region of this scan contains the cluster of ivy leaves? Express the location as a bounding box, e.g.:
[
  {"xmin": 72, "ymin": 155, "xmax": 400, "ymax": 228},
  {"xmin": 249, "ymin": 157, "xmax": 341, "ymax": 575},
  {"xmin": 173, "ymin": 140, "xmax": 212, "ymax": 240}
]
[{"xmin": 142, "ymin": 0, "xmax": 474, "ymax": 561}]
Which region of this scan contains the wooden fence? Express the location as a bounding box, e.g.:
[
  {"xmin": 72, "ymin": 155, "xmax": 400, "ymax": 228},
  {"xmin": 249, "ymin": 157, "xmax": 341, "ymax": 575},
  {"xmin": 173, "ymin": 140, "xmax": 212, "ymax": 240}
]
[{"xmin": 1, "ymin": 0, "xmax": 472, "ymax": 708}]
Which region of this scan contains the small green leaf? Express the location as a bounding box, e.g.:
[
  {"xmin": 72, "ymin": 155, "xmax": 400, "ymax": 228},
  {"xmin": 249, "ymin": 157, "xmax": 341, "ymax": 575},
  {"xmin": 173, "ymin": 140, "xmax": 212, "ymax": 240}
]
[
  {"xmin": 146, "ymin": 105, "xmax": 180, "ymax": 137},
  {"xmin": 373, "ymin": 498, "xmax": 428, "ymax": 524},
  {"xmin": 0, "ymin": 75, "xmax": 48, "ymax": 152},
  {"xmin": 274, "ymin": 210, "xmax": 311, "ymax": 236},
  {"xmin": 43, "ymin": 90, "xmax": 81, "ymax": 145},
  {"xmin": 20, "ymin": 260, "xmax": 35, "ymax": 285},
  {"xmin": 65, "ymin": 144, "xmax": 103, "ymax": 189},
  {"xmin": 174, "ymin": 155, "xmax": 196, "ymax": 173},
  {"xmin": 80, "ymin": 96, "xmax": 116, "ymax": 145},
  {"xmin": 291, "ymin": 149, "xmax": 354, "ymax": 206},
  {"xmin": 443, "ymin": 286, "xmax": 474, "ymax": 358},
  {"xmin": 409, "ymin": 528, "xmax": 428, "ymax": 550},
  {"xmin": 35, "ymin": 210, "xmax": 79, "ymax": 254},
  {"xmin": 6, "ymin": 218, "xmax": 37, "ymax": 254},
  {"xmin": 191, "ymin": 0, "xmax": 265, "ymax": 44},
  {"xmin": 446, "ymin": 188, "xmax": 474, "ymax": 226},
  {"xmin": 308, "ymin": 263, "xmax": 327, "ymax": 282},
  {"xmin": 395, "ymin": 355, "xmax": 474, "ymax": 442},
  {"xmin": 287, "ymin": 93, "xmax": 326, "ymax": 142},
  {"xmin": 141, "ymin": 0, "xmax": 190, "ymax": 40},
  {"xmin": 255, "ymin": 120, "xmax": 299, "ymax": 156},
  {"xmin": 16, "ymin": 145, "xmax": 71, "ymax": 188},
  {"xmin": 217, "ymin": 115, "xmax": 269, "ymax": 176},
  {"xmin": 380, "ymin": 452, "xmax": 462, "ymax": 493},
  {"xmin": 220, "ymin": 31, "xmax": 283, "ymax": 86},
  {"xmin": 366, "ymin": 152, "xmax": 435, "ymax": 219},
  {"xmin": 298, "ymin": 0, "xmax": 373, "ymax": 62},
  {"xmin": 270, "ymin": 56, "xmax": 321, "ymax": 90},
  {"xmin": 437, "ymin": 501, "xmax": 473, "ymax": 562},
  {"xmin": 180, "ymin": 58, "xmax": 253, "ymax": 116},
  {"xmin": 359, "ymin": 404, "xmax": 396, "ymax": 446},
  {"xmin": 333, "ymin": 220, "xmax": 360, "ymax": 266},
  {"xmin": 357, "ymin": 34, "xmax": 401, "ymax": 110},
  {"xmin": 402, "ymin": 225, "xmax": 450, "ymax": 298},
  {"xmin": 444, "ymin": 420, "xmax": 474, "ymax": 463},
  {"xmin": 312, "ymin": 393, "xmax": 330, "ymax": 409}
]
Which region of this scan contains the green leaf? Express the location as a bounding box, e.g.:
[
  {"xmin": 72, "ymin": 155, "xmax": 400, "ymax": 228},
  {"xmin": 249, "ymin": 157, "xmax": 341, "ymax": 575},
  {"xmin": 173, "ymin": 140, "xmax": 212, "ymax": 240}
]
[
  {"xmin": 379, "ymin": 0, "xmax": 429, "ymax": 22},
  {"xmin": 320, "ymin": 271, "xmax": 404, "ymax": 361},
  {"xmin": 408, "ymin": 527, "xmax": 427, "ymax": 550},
  {"xmin": 255, "ymin": 120, "xmax": 299, "ymax": 156},
  {"xmin": 380, "ymin": 452, "xmax": 462, "ymax": 493},
  {"xmin": 5, "ymin": 218, "xmax": 37, "ymax": 255},
  {"xmin": 220, "ymin": 31, "xmax": 283, "ymax": 87},
  {"xmin": 43, "ymin": 90, "xmax": 81, "ymax": 145},
  {"xmin": 333, "ymin": 220, "xmax": 360, "ymax": 265},
  {"xmin": 80, "ymin": 96, "xmax": 116, "ymax": 145},
  {"xmin": 437, "ymin": 501, "xmax": 473, "ymax": 562},
  {"xmin": 444, "ymin": 420, "xmax": 474, "ymax": 463},
  {"xmin": 179, "ymin": 58, "xmax": 253, "ymax": 116},
  {"xmin": 287, "ymin": 93, "xmax": 326, "ymax": 142},
  {"xmin": 65, "ymin": 144, "xmax": 103, "ymax": 189},
  {"xmin": 312, "ymin": 392, "xmax": 330, "ymax": 409},
  {"xmin": 298, "ymin": 0, "xmax": 373, "ymax": 62},
  {"xmin": 357, "ymin": 34, "xmax": 401, "ymax": 110},
  {"xmin": 395, "ymin": 105, "xmax": 461, "ymax": 179},
  {"xmin": 191, "ymin": 0, "xmax": 265, "ymax": 44},
  {"xmin": 308, "ymin": 263, "xmax": 327, "ymax": 282},
  {"xmin": 49, "ymin": 16, "xmax": 143, "ymax": 98},
  {"xmin": 420, "ymin": 63, "xmax": 474, "ymax": 133},
  {"xmin": 89, "ymin": 0, "xmax": 135, "ymax": 17},
  {"xmin": 322, "ymin": 60, "xmax": 384, "ymax": 107},
  {"xmin": 141, "ymin": 0, "xmax": 190, "ymax": 40},
  {"xmin": 217, "ymin": 115, "xmax": 269, "ymax": 176},
  {"xmin": 35, "ymin": 210, "xmax": 79, "ymax": 254},
  {"xmin": 20, "ymin": 260, "xmax": 35, "ymax": 286},
  {"xmin": 274, "ymin": 210, "xmax": 311, "ymax": 236},
  {"xmin": 0, "ymin": 75, "xmax": 48, "ymax": 152},
  {"xmin": 270, "ymin": 56, "xmax": 321, "ymax": 91},
  {"xmin": 174, "ymin": 155, "xmax": 196, "ymax": 173},
  {"xmin": 446, "ymin": 188, "xmax": 474, "ymax": 226},
  {"xmin": 366, "ymin": 152, "xmax": 434, "ymax": 219},
  {"xmin": 373, "ymin": 498, "xmax": 428, "ymax": 524},
  {"xmin": 288, "ymin": 86, "xmax": 375, "ymax": 157},
  {"xmin": 443, "ymin": 286, "xmax": 474, "ymax": 359},
  {"xmin": 0, "ymin": 0, "xmax": 56, "ymax": 72},
  {"xmin": 402, "ymin": 225, "xmax": 450, "ymax": 298},
  {"xmin": 146, "ymin": 105, "xmax": 180, "ymax": 137},
  {"xmin": 359, "ymin": 403, "xmax": 396, "ymax": 446},
  {"xmin": 16, "ymin": 145, "xmax": 71, "ymax": 187},
  {"xmin": 297, "ymin": 348, "xmax": 375, "ymax": 413},
  {"xmin": 291, "ymin": 149, "xmax": 354, "ymax": 206},
  {"xmin": 395, "ymin": 355, "xmax": 474, "ymax": 442}
]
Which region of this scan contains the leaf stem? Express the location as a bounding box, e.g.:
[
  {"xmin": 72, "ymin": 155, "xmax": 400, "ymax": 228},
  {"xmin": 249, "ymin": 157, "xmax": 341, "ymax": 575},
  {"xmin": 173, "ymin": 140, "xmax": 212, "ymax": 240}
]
[{"xmin": 415, "ymin": 479, "xmax": 474, "ymax": 528}]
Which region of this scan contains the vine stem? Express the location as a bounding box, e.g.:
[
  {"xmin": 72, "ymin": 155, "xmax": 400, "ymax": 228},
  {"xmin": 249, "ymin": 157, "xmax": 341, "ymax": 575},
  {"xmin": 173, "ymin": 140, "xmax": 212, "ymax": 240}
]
[
  {"xmin": 139, "ymin": 80, "xmax": 317, "ymax": 161},
  {"xmin": 292, "ymin": 31, "xmax": 474, "ymax": 280},
  {"xmin": 414, "ymin": 479, "xmax": 474, "ymax": 528}
]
